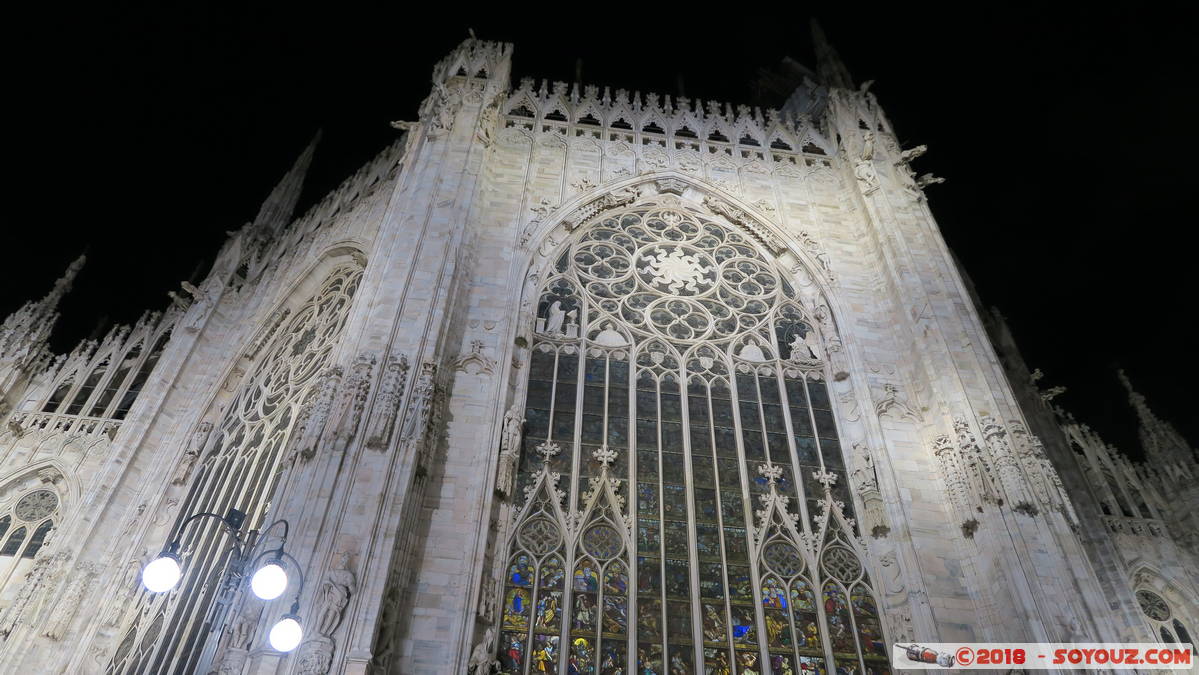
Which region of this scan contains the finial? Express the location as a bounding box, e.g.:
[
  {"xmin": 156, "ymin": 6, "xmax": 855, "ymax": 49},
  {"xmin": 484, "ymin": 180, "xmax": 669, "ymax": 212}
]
[
  {"xmin": 1116, "ymin": 368, "xmax": 1149, "ymax": 412},
  {"xmin": 46, "ymin": 253, "xmax": 87, "ymax": 305}
]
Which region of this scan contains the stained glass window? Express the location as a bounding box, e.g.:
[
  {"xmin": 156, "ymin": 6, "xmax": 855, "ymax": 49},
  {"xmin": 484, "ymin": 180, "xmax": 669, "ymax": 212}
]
[{"xmin": 500, "ymin": 195, "xmax": 891, "ymax": 673}]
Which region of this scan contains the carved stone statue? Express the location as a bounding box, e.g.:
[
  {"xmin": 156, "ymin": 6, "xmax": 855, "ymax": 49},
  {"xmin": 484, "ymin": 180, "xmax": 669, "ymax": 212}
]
[
  {"xmin": 467, "ymin": 626, "xmax": 497, "ymax": 675},
  {"xmin": 172, "ymin": 421, "xmax": 212, "ymax": 485},
  {"xmin": 854, "ymin": 132, "xmax": 879, "ymax": 193},
  {"xmin": 738, "ymin": 336, "xmax": 768, "ymax": 362},
  {"xmin": 399, "ymin": 362, "xmax": 437, "ymax": 442},
  {"xmin": 542, "ymin": 301, "xmax": 566, "ymax": 335},
  {"xmin": 288, "ymin": 553, "xmax": 356, "ymax": 675},
  {"xmin": 180, "ymin": 279, "xmax": 219, "ymax": 333},
  {"xmin": 496, "ymin": 406, "xmax": 524, "ymax": 498},
  {"xmin": 212, "ymin": 604, "xmax": 261, "ymax": 674},
  {"xmin": 593, "ymin": 322, "xmax": 627, "ymax": 347},
  {"xmin": 316, "ymin": 552, "xmax": 356, "ymax": 637},
  {"xmin": 103, "ymin": 554, "xmax": 146, "ymax": 627},
  {"xmin": 788, "ymin": 330, "xmax": 822, "ymax": 363},
  {"xmin": 916, "ymin": 173, "xmax": 945, "ymax": 188},
  {"xmin": 874, "ymin": 383, "xmax": 921, "ymax": 422}
]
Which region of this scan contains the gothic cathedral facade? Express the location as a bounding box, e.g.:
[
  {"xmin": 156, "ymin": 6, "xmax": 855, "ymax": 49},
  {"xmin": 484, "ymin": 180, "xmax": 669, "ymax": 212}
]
[{"xmin": 0, "ymin": 32, "xmax": 1195, "ymax": 674}]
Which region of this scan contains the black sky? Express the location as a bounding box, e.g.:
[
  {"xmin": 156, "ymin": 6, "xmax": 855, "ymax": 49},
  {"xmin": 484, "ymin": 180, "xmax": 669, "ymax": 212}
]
[{"xmin": 7, "ymin": 5, "xmax": 1197, "ymax": 457}]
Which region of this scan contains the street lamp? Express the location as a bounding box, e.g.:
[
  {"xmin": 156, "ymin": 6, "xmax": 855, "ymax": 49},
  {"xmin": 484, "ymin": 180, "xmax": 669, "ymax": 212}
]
[{"xmin": 142, "ymin": 507, "xmax": 307, "ymax": 652}]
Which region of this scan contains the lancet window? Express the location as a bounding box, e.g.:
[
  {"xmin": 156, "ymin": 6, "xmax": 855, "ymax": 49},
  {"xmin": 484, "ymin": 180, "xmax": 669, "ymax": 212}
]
[
  {"xmin": 107, "ymin": 260, "xmax": 363, "ymax": 675},
  {"xmin": 39, "ymin": 327, "xmax": 172, "ymax": 421},
  {"xmin": 498, "ymin": 196, "xmax": 890, "ymax": 674}
]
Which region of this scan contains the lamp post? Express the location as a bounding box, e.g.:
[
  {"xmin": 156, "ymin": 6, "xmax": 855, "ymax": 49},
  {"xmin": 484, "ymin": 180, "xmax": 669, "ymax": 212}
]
[{"xmin": 141, "ymin": 507, "xmax": 307, "ymax": 653}]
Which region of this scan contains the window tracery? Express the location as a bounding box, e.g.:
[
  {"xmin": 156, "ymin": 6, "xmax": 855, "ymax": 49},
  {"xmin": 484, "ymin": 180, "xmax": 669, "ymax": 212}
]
[
  {"xmin": 499, "ymin": 195, "xmax": 890, "ymax": 674},
  {"xmin": 0, "ymin": 486, "xmax": 60, "ymax": 591},
  {"xmin": 39, "ymin": 327, "xmax": 172, "ymax": 421},
  {"xmin": 108, "ymin": 261, "xmax": 363, "ymax": 675},
  {"xmin": 1137, "ymin": 589, "xmax": 1197, "ymax": 654}
]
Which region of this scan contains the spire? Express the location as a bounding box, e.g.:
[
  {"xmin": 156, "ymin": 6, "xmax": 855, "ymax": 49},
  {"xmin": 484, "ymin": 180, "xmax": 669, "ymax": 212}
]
[
  {"xmin": 1117, "ymin": 369, "xmax": 1196, "ymax": 467},
  {"xmin": 810, "ymin": 19, "xmax": 854, "ymax": 90},
  {"xmin": 251, "ymin": 129, "xmax": 321, "ymax": 236},
  {"xmin": 44, "ymin": 253, "xmax": 86, "ymax": 308},
  {"xmin": 0, "ymin": 253, "xmax": 85, "ymax": 371}
]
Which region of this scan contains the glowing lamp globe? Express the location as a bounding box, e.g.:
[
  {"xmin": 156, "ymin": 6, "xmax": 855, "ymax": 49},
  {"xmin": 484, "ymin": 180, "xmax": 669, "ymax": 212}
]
[
  {"xmin": 142, "ymin": 554, "xmax": 182, "ymax": 593},
  {"xmin": 250, "ymin": 562, "xmax": 288, "ymax": 600},
  {"xmin": 268, "ymin": 615, "xmax": 303, "ymax": 652}
]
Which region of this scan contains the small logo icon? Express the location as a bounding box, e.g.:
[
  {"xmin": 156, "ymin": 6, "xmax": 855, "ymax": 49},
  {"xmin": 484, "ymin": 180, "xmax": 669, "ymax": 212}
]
[
  {"xmin": 955, "ymin": 646, "xmax": 975, "ymax": 666},
  {"xmin": 902, "ymin": 644, "xmax": 956, "ymax": 668}
]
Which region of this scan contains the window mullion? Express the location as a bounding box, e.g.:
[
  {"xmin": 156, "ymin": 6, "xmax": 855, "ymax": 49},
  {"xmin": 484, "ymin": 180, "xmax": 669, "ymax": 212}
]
[
  {"xmin": 773, "ymin": 362, "xmax": 813, "ymax": 533},
  {"xmin": 705, "ymin": 380, "xmax": 737, "ymax": 667},
  {"xmin": 727, "ymin": 368, "xmax": 770, "ymax": 670},
  {"xmin": 677, "ymin": 364, "xmax": 705, "ymax": 670},
  {"xmin": 624, "ymin": 361, "xmax": 637, "ymax": 675},
  {"xmin": 653, "ymin": 373, "xmax": 667, "ymax": 668}
]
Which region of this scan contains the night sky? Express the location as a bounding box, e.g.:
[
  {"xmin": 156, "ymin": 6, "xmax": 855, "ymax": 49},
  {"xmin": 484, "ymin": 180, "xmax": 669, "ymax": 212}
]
[{"xmin": 7, "ymin": 6, "xmax": 1196, "ymax": 458}]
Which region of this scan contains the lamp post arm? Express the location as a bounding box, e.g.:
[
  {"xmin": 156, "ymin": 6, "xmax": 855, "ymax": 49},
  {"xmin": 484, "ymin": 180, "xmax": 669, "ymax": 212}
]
[
  {"xmin": 167, "ymin": 510, "xmax": 249, "ymax": 558},
  {"xmin": 277, "ymin": 549, "xmax": 306, "ymax": 599},
  {"xmin": 249, "ymin": 518, "xmax": 290, "ymax": 557},
  {"xmin": 178, "ymin": 511, "xmax": 234, "ymax": 531},
  {"xmin": 258, "ymin": 518, "xmax": 290, "ymax": 543}
]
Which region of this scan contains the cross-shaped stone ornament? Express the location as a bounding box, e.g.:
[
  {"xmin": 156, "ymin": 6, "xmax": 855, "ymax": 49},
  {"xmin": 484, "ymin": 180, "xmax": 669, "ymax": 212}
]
[
  {"xmin": 812, "ymin": 469, "xmax": 839, "ymax": 489},
  {"xmin": 535, "ymin": 441, "xmax": 561, "ymax": 464},
  {"xmin": 593, "ymin": 445, "xmax": 617, "ymax": 468},
  {"xmin": 758, "ymin": 463, "xmax": 784, "ymax": 485}
]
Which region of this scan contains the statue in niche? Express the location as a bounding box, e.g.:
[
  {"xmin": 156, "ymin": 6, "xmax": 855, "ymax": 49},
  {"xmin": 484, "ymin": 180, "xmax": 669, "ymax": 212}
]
[
  {"xmin": 594, "ymin": 322, "xmax": 627, "ymax": 347},
  {"xmin": 738, "ymin": 336, "xmax": 768, "ymax": 362},
  {"xmin": 854, "ymin": 132, "xmax": 879, "ymax": 193},
  {"xmin": 315, "ymin": 552, "xmax": 356, "ymax": 636},
  {"xmin": 788, "ymin": 330, "xmax": 823, "ymax": 363},
  {"xmin": 542, "ymin": 301, "xmax": 566, "ymax": 335},
  {"xmin": 564, "ymin": 309, "xmax": 579, "ymax": 338},
  {"xmin": 496, "ymin": 406, "xmax": 524, "ymax": 498}
]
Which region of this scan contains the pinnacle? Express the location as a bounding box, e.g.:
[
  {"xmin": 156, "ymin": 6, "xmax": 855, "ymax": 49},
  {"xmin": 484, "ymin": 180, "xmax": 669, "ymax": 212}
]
[{"xmin": 46, "ymin": 253, "xmax": 87, "ymax": 306}]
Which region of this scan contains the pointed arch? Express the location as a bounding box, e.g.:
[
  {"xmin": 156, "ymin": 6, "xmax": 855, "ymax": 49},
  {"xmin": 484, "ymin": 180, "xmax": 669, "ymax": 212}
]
[
  {"xmin": 108, "ymin": 250, "xmax": 366, "ymax": 674},
  {"xmin": 493, "ymin": 185, "xmax": 890, "ymax": 673},
  {"xmin": 0, "ymin": 460, "xmax": 72, "ymax": 601}
]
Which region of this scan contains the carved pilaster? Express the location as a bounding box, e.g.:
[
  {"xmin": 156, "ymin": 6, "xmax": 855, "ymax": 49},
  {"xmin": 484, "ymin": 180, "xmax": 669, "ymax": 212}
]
[
  {"xmin": 365, "ymin": 352, "xmax": 410, "ymax": 450},
  {"xmin": 980, "ymin": 416, "xmax": 1033, "ymax": 513},
  {"xmin": 932, "ymin": 434, "xmax": 973, "ymax": 529},
  {"xmin": 290, "ymin": 365, "xmax": 343, "ymax": 465},
  {"xmin": 42, "ymin": 561, "xmax": 100, "ymax": 641},
  {"xmin": 954, "ymin": 418, "xmax": 999, "ymax": 508},
  {"xmin": 850, "ymin": 443, "xmax": 889, "ymax": 538}
]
